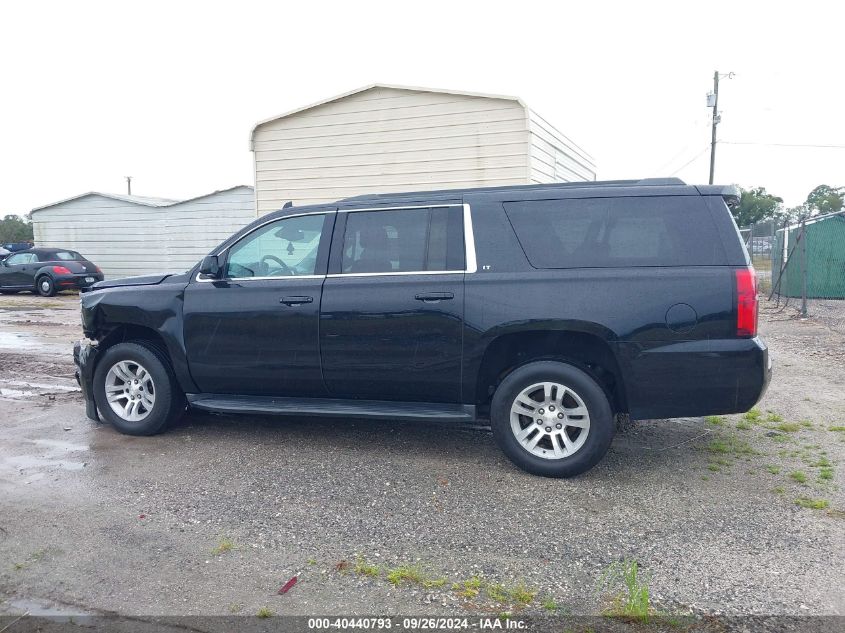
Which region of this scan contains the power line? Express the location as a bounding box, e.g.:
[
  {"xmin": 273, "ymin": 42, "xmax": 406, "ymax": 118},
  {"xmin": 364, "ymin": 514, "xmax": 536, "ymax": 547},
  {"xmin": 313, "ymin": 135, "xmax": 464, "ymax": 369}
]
[
  {"xmin": 720, "ymin": 141, "xmax": 845, "ymax": 149},
  {"xmin": 668, "ymin": 145, "xmax": 712, "ymax": 176}
]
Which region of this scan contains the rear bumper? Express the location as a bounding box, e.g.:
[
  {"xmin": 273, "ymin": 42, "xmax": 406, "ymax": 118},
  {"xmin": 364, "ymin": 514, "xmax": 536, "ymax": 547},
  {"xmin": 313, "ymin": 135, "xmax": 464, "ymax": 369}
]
[
  {"xmin": 57, "ymin": 273, "xmax": 103, "ymax": 291},
  {"xmin": 619, "ymin": 337, "xmax": 771, "ymax": 420},
  {"xmin": 73, "ymin": 340, "xmax": 100, "ymax": 421}
]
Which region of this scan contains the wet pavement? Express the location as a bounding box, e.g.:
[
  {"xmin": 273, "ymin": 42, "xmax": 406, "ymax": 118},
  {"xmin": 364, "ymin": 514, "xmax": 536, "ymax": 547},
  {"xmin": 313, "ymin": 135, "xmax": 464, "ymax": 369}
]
[{"xmin": 0, "ymin": 293, "xmax": 844, "ymax": 620}]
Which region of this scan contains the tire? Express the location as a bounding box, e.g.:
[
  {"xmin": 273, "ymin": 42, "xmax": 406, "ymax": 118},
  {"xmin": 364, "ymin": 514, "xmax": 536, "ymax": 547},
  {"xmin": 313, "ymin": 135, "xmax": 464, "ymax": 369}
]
[
  {"xmin": 93, "ymin": 341, "xmax": 185, "ymax": 435},
  {"xmin": 490, "ymin": 360, "xmax": 614, "ymax": 478},
  {"xmin": 36, "ymin": 275, "xmax": 56, "ymax": 297}
]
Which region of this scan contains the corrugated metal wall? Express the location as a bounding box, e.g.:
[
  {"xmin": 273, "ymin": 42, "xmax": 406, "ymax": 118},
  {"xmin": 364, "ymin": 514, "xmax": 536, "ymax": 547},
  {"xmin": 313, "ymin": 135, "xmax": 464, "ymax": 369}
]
[
  {"xmin": 252, "ymin": 86, "xmax": 595, "ymax": 215},
  {"xmin": 527, "ymin": 109, "xmax": 596, "ymax": 184},
  {"xmin": 32, "ymin": 187, "xmax": 255, "ymax": 278}
]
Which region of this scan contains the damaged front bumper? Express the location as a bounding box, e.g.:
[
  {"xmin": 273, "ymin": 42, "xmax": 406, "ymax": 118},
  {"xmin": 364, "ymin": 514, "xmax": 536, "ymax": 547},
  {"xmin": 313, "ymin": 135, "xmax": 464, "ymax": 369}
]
[{"xmin": 73, "ymin": 340, "xmax": 100, "ymax": 422}]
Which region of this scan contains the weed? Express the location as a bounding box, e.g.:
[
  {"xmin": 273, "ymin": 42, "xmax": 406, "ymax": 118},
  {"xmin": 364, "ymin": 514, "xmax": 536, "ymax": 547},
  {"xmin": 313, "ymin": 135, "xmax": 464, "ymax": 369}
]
[
  {"xmin": 228, "ymin": 603, "xmax": 243, "ymax": 613},
  {"xmin": 794, "ymin": 497, "xmax": 829, "ymax": 510},
  {"xmin": 354, "ymin": 556, "xmax": 380, "ymax": 578},
  {"xmin": 599, "ymin": 560, "xmax": 651, "ymax": 622},
  {"xmin": 453, "ymin": 576, "xmax": 482, "ymax": 599},
  {"xmin": 307, "ymin": 558, "xmax": 317, "ymax": 566},
  {"xmin": 772, "ymin": 422, "xmax": 801, "ymax": 433},
  {"xmin": 800, "ymin": 420, "xmax": 814, "ymax": 428},
  {"xmin": 765, "ymin": 465, "xmax": 781, "ymax": 475},
  {"xmin": 487, "ymin": 583, "xmax": 508, "ymax": 603},
  {"xmin": 705, "ymin": 416, "xmax": 725, "ymax": 426},
  {"xmin": 766, "ymin": 412, "xmax": 784, "ymax": 423},
  {"xmin": 736, "ymin": 421, "xmax": 752, "ymax": 430},
  {"xmin": 256, "ymin": 607, "xmax": 273, "ymax": 618},
  {"xmin": 386, "ymin": 564, "xmax": 439, "ymax": 587},
  {"xmin": 542, "ymin": 597, "xmax": 559, "ymax": 612},
  {"xmin": 771, "ymin": 434, "xmax": 791, "ymax": 444},
  {"xmin": 498, "ymin": 612, "xmax": 512, "ymax": 621},
  {"xmin": 810, "ymin": 456, "xmax": 833, "ymax": 468},
  {"xmin": 819, "ymin": 468, "xmax": 834, "ymax": 481},
  {"xmin": 13, "ymin": 562, "xmax": 24, "ymax": 570},
  {"xmin": 827, "ymin": 425, "xmax": 845, "ymax": 432},
  {"xmin": 707, "ymin": 435, "xmax": 757, "ymax": 456},
  {"xmin": 790, "ymin": 471, "xmax": 808, "ymax": 484},
  {"xmin": 707, "ymin": 463, "xmax": 721, "ymax": 472},
  {"xmin": 212, "ymin": 537, "xmax": 235, "ymax": 556},
  {"xmin": 743, "ymin": 408, "xmax": 762, "ymax": 423},
  {"xmin": 510, "ymin": 582, "xmax": 536, "ymax": 605},
  {"xmin": 700, "ymin": 475, "xmax": 709, "ymax": 481},
  {"xmin": 30, "ymin": 549, "xmax": 46, "ymax": 561},
  {"xmin": 773, "ymin": 486, "xmax": 785, "ymax": 494}
]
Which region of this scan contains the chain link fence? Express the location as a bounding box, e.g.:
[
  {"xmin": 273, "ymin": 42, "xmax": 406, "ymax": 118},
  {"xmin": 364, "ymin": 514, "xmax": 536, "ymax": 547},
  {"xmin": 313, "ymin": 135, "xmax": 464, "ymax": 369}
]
[{"xmin": 741, "ymin": 212, "xmax": 845, "ymax": 332}]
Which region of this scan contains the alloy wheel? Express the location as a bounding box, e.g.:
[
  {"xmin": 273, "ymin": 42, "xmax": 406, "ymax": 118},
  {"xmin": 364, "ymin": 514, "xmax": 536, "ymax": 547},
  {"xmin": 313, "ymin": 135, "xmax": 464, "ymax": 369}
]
[
  {"xmin": 104, "ymin": 360, "xmax": 156, "ymax": 422},
  {"xmin": 510, "ymin": 381, "xmax": 591, "ymax": 459}
]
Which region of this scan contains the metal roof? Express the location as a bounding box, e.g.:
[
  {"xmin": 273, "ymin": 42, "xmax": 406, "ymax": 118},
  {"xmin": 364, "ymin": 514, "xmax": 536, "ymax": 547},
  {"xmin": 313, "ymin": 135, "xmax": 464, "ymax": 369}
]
[
  {"xmin": 249, "ymin": 83, "xmax": 526, "ymax": 148},
  {"xmin": 31, "ymin": 185, "xmax": 253, "ymax": 214}
]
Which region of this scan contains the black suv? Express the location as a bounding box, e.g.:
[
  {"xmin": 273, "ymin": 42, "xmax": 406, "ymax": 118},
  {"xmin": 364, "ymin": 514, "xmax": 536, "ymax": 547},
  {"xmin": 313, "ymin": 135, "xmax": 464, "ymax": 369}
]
[{"xmin": 74, "ymin": 178, "xmax": 770, "ymax": 477}]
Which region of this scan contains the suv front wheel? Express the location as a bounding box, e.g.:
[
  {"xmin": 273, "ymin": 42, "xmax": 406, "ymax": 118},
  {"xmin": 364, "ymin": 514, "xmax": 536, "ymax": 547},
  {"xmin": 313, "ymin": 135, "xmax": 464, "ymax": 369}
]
[
  {"xmin": 93, "ymin": 341, "xmax": 185, "ymax": 435},
  {"xmin": 491, "ymin": 361, "xmax": 614, "ymax": 477}
]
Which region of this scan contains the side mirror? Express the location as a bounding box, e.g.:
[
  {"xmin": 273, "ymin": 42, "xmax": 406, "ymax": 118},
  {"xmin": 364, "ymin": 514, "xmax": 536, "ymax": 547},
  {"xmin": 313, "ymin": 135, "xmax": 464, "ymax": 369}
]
[{"xmin": 199, "ymin": 255, "xmax": 222, "ymax": 278}]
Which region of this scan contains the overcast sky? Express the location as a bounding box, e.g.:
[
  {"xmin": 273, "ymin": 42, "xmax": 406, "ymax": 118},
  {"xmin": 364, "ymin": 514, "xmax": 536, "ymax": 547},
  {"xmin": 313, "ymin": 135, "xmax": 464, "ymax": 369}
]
[{"xmin": 1, "ymin": 0, "xmax": 842, "ymax": 215}]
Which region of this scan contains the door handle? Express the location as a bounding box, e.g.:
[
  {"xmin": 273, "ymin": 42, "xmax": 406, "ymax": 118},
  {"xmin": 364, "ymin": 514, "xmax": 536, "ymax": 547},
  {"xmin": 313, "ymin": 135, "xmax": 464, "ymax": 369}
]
[
  {"xmin": 280, "ymin": 295, "xmax": 313, "ymax": 306},
  {"xmin": 415, "ymin": 292, "xmax": 454, "ymax": 303}
]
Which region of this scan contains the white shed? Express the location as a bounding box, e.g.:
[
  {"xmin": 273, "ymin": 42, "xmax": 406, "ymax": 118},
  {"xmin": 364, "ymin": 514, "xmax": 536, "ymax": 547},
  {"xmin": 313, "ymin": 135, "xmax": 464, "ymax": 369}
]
[
  {"xmin": 251, "ymin": 84, "xmax": 595, "ymax": 215},
  {"xmin": 31, "ymin": 186, "xmax": 255, "ymax": 278}
]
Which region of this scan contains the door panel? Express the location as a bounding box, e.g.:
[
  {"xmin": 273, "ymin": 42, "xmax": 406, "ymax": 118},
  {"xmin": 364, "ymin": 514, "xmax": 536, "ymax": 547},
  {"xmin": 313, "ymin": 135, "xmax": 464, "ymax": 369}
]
[
  {"xmin": 183, "ymin": 277, "xmax": 327, "ymax": 396},
  {"xmin": 183, "ymin": 212, "xmax": 334, "ymax": 396},
  {"xmin": 320, "ymin": 274, "xmax": 465, "ymax": 402}
]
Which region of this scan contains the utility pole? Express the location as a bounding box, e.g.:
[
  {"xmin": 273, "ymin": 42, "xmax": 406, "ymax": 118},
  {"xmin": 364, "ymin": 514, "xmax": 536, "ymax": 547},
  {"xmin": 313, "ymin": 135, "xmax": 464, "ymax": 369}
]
[
  {"xmin": 708, "ymin": 71, "xmax": 720, "ymax": 185},
  {"xmin": 707, "ymin": 71, "xmax": 734, "ymax": 184},
  {"xmin": 125, "ymin": 176, "xmax": 133, "ymax": 195}
]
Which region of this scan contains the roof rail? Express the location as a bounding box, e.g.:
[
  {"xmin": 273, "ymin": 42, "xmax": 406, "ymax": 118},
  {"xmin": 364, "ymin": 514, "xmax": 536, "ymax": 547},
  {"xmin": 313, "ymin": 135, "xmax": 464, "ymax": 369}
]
[{"xmin": 339, "ymin": 178, "xmax": 687, "ymax": 203}]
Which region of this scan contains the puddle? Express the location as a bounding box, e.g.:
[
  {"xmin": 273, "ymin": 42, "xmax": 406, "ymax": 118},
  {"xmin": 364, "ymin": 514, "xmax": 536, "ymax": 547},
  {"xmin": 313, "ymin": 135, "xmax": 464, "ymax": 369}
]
[
  {"xmin": 0, "ymin": 331, "xmax": 39, "ymax": 349},
  {"xmin": 0, "ymin": 387, "xmax": 35, "ymax": 399},
  {"xmin": 1, "ymin": 438, "xmax": 90, "ymax": 475},
  {"xmin": 7, "ymin": 598, "xmax": 94, "ymax": 617}
]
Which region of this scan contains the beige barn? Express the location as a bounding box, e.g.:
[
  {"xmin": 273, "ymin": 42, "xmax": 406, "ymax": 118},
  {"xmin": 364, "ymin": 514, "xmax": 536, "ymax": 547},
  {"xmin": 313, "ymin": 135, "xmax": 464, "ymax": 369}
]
[{"xmin": 250, "ymin": 84, "xmax": 595, "ymax": 216}]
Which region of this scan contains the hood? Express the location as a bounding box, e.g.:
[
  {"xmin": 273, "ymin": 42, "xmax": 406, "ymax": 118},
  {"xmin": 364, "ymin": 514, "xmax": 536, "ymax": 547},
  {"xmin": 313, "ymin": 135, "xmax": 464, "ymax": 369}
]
[{"xmin": 91, "ymin": 272, "xmax": 176, "ymax": 290}]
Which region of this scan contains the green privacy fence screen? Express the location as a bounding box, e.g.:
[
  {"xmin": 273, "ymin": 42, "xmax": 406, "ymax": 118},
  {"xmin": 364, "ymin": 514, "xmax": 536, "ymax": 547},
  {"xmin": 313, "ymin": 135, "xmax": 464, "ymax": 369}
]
[{"xmin": 772, "ymin": 213, "xmax": 845, "ymax": 299}]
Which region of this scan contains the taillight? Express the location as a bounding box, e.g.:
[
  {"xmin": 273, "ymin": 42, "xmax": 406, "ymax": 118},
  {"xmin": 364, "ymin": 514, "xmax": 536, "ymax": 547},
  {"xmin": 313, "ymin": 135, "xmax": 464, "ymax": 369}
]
[
  {"xmin": 52, "ymin": 266, "xmax": 72, "ymax": 275},
  {"xmin": 736, "ymin": 268, "xmax": 758, "ymax": 337},
  {"xmin": 95, "ymin": 266, "xmax": 102, "ymax": 273}
]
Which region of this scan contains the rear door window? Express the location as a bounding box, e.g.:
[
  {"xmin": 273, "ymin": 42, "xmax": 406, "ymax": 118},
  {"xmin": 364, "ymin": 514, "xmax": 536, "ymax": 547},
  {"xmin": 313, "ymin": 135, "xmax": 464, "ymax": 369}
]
[
  {"xmin": 503, "ymin": 196, "xmax": 724, "ymax": 268},
  {"xmin": 340, "ymin": 207, "xmax": 464, "ymax": 274}
]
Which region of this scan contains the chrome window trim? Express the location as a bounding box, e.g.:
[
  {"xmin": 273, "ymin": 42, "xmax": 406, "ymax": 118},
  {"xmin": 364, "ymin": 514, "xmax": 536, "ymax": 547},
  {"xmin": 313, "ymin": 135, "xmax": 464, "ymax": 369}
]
[{"xmin": 194, "ymin": 202, "xmax": 478, "ymax": 283}]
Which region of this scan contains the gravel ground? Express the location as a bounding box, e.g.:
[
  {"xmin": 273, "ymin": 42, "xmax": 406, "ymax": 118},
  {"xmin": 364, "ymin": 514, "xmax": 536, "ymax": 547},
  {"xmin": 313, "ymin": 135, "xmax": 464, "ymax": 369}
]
[{"xmin": 0, "ymin": 293, "xmax": 843, "ymax": 626}]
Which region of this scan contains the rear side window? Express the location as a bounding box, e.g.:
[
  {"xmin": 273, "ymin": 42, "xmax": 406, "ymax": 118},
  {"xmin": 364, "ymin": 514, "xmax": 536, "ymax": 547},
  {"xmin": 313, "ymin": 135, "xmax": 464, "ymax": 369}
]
[
  {"xmin": 341, "ymin": 207, "xmax": 464, "ymax": 274},
  {"xmin": 45, "ymin": 251, "xmax": 82, "ymax": 261},
  {"xmin": 503, "ymin": 196, "xmax": 725, "ymax": 268}
]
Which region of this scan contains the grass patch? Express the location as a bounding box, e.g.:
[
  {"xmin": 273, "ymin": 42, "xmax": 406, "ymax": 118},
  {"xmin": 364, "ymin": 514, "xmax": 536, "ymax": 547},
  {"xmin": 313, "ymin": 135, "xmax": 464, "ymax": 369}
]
[
  {"xmin": 599, "ymin": 560, "xmax": 652, "ymax": 622},
  {"xmin": 773, "ymin": 486, "xmax": 785, "ymax": 494},
  {"xmin": 385, "ymin": 563, "xmax": 444, "ymax": 588},
  {"xmin": 772, "ymin": 422, "xmax": 801, "ymax": 433},
  {"xmin": 705, "ymin": 415, "xmax": 726, "ymax": 426},
  {"xmin": 12, "ymin": 562, "xmax": 25, "ymax": 570},
  {"xmin": 541, "ymin": 597, "xmax": 559, "ymax": 612},
  {"xmin": 707, "ymin": 435, "xmax": 757, "ymax": 456},
  {"xmin": 211, "ymin": 537, "xmax": 235, "ymax": 556},
  {"xmin": 354, "ymin": 556, "xmax": 380, "ymax": 578},
  {"xmin": 828, "ymin": 426, "xmax": 845, "ymax": 432},
  {"xmin": 819, "ymin": 468, "xmax": 834, "ymax": 481},
  {"xmin": 228, "ymin": 603, "xmax": 242, "ymax": 613},
  {"xmin": 800, "ymin": 420, "xmax": 814, "ymax": 428},
  {"xmin": 810, "ymin": 456, "xmax": 833, "ymax": 468},
  {"xmin": 509, "ymin": 582, "xmax": 536, "ymax": 605},
  {"xmin": 736, "ymin": 421, "xmax": 753, "ymax": 430},
  {"xmin": 452, "ymin": 576, "xmax": 483, "ymax": 599},
  {"xmin": 486, "ymin": 583, "xmax": 508, "ymax": 603},
  {"xmin": 256, "ymin": 607, "xmax": 274, "ymax": 618},
  {"xmin": 743, "ymin": 408, "xmax": 762, "ymax": 423},
  {"xmin": 766, "ymin": 412, "xmax": 784, "ymax": 423},
  {"xmin": 707, "ymin": 463, "xmax": 721, "ymax": 472},
  {"xmin": 789, "ymin": 471, "xmax": 808, "ymax": 484},
  {"xmin": 795, "ymin": 497, "xmax": 829, "ymax": 510},
  {"xmin": 307, "ymin": 558, "xmax": 317, "ymax": 566},
  {"xmin": 700, "ymin": 475, "xmax": 709, "ymax": 481},
  {"xmin": 765, "ymin": 465, "xmax": 781, "ymax": 475}
]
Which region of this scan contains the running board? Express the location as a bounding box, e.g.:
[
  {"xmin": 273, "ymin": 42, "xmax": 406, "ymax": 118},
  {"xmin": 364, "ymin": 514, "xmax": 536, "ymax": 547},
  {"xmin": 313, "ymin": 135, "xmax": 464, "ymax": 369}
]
[{"xmin": 186, "ymin": 394, "xmax": 476, "ymax": 422}]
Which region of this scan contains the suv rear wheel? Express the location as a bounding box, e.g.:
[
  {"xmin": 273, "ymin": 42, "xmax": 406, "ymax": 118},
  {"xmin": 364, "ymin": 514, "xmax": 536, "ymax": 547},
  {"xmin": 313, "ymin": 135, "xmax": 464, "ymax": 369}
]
[
  {"xmin": 491, "ymin": 360, "xmax": 614, "ymax": 477},
  {"xmin": 93, "ymin": 341, "xmax": 185, "ymax": 435}
]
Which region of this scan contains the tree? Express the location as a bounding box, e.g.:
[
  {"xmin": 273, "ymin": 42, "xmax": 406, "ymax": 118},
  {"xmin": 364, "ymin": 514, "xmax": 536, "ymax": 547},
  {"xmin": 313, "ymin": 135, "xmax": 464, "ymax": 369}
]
[
  {"xmin": 805, "ymin": 185, "xmax": 844, "ymax": 215},
  {"xmin": 732, "ymin": 187, "xmax": 783, "ymax": 227},
  {"xmin": 0, "ymin": 214, "xmax": 34, "ymax": 243}
]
